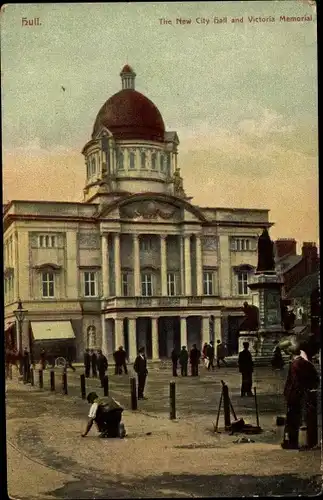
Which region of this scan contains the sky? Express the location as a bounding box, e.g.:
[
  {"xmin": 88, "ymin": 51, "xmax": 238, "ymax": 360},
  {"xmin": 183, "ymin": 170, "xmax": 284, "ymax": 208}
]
[{"xmin": 1, "ymin": 1, "xmax": 318, "ymax": 248}]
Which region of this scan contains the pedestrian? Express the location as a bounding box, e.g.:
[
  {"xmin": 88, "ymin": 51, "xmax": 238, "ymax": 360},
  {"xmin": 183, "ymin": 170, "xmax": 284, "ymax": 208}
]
[
  {"xmin": 216, "ymin": 340, "xmax": 228, "ymax": 367},
  {"xmin": 97, "ymin": 349, "xmax": 108, "ymax": 387},
  {"xmin": 206, "ymin": 341, "xmax": 215, "ymax": 371},
  {"xmin": 39, "ymin": 348, "xmax": 47, "ymax": 370},
  {"xmin": 23, "ymin": 347, "xmax": 30, "ymax": 383},
  {"xmin": 113, "ymin": 349, "xmax": 121, "ymax": 375},
  {"xmin": 118, "ymin": 346, "xmax": 128, "ymax": 375},
  {"xmin": 202, "ymin": 342, "xmax": 208, "ymax": 361},
  {"xmin": 91, "ymin": 349, "xmax": 97, "ymax": 378},
  {"xmin": 282, "ymin": 340, "xmax": 319, "ymax": 450},
  {"xmin": 171, "ymin": 346, "xmax": 179, "ymax": 377},
  {"xmin": 65, "ymin": 348, "xmax": 76, "ymax": 372},
  {"xmin": 271, "ymin": 341, "xmax": 284, "ymax": 370},
  {"xmin": 133, "ymin": 347, "xmax": 148, "ymax": 400},
  {"xmin": 179, "ymin": 346, "xmax": 188, "ymax": 376},
  {"xmin": 84, "ymin": 348, "xmax": 91, "ymax": 378},
  {"xmin": 189, "ymin": 344, "xmax": 201, "ymax": 376},
  {"xmin": 238, "ymin": 342, "xmax": 254, "ymax": 397}
]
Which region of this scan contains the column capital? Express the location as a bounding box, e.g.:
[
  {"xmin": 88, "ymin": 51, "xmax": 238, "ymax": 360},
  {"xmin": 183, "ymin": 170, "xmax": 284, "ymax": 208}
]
[{"xmin": 160, "ymin": 234, "xmax": 168, "ymax": 240}]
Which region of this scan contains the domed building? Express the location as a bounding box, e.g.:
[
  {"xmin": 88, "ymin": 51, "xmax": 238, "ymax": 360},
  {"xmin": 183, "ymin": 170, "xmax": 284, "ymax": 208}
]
[{"xmin": 4, "ymin": 66, "xmax": 272, "ymax": 363}]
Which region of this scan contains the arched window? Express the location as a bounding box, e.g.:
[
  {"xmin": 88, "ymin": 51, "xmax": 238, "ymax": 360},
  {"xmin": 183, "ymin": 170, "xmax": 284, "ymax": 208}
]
[
  {"xmin": 141, "ymin": 151, "xmax": 146, "ymax": 169},
  {"xmin": 151, "ymin": 152, "xmax": 157, "ymax": 170},
  {"xmin": 166, "ymin": 153, "xmax": 171, "ymax": 175},
  {"xmin": 117, "ymin": 150, "xmax": 124, "ymax": 170},
  {"xmin": 91, "ymin": 157, "xmax": 96, "ymax": 177},
  {"xmin": 129, "ymin": 151, "xmax": 135, "ymax": 169},
  {"xmin": 160, "ymin": 154, "xmax": 164, "ymax": 172},
  {"xmin": 86, "ymin": 160, "xmax": 90, "ymax": 179}
]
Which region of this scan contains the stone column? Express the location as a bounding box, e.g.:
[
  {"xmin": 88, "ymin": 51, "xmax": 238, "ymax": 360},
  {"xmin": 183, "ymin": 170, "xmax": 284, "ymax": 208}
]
[
  {"xmin": 101, "ymin": 316, "xmax": 108, "ymax": 357},
  {"xmin": 201, "ymin": 316, "xmax": 210, "ymax": 346},
  {"xmin": 151, "ymin": 317, "xmax": 159, "ymax": 360},
  {"xmin": 179, "ymin": 235, "xmax": 185, "ymax": 295},
  {"xmin": 133, "ymin": 234, "xmax": 141, "ymax": 296},
  {"xmin": 184, "ymin": 235, "xmax": 192, "ymax": 296},
  {"xmin": 180, "ymin": 316, "xmax": 188, "ymax": 347},
  {"xmin": 160, "ymin": 235, "xmax": 167, "ymax": 296},
  {"xmin": 115, "ymin": 318, "xmax": 124, "ymax": 349},
  {"xmin": 101, "ymin": 234, "xmax": 110, "ymax": 298},
  {"xmin": 114, "ymin": 233, "xmax": 121, "ymax": 296},
  {"xmin": 196, "ymin": 234, "xmax": 203, "ymax": 296},
  {"xmin": 127, "ymin": 318, "xmax": 137, "ymax": 362},
  {"xmin": 213, "ymin": 315, "xmax": 222, "ymax": 342}
]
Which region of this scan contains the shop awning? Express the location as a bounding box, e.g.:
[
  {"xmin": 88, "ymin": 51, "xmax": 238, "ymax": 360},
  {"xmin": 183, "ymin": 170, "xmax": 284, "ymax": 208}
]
[{"xmin": 31, "ymin": 321, "xmax": 76, "ymax": 341}]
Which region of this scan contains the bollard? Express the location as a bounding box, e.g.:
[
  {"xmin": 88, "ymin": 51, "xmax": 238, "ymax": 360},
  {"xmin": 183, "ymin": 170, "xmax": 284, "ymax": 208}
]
[
  {"xmin": 50, "ymin": 370, "xmax": 55, "ymax": 392},
  {"xmin": 170, "ymin": 381, "xmax": 176, "ymax": 420},
  {"xmin": 30, "ymin": 368, "xmax": 34, "ymax": 386},
  {"xmin": 80, "ymin": 373, "xmax": 86, "ymax": 399},
  {"xmin": 222, "ymin": 383, "xmax": 231, "ymax": 430},
  {"xmin": 130, "ymin": 377, "xmax": 137, "ymax": 410},
  {"xmin": 62, "ymin": 370, "xmax": 68, "ymax": 395},
  {"xmin": 38, "ymin": 369, "xmax": 43, "ymax": 389},
  {"xmin": 103, "ymin": 375, "xmax": 109, "ymax": 396}
]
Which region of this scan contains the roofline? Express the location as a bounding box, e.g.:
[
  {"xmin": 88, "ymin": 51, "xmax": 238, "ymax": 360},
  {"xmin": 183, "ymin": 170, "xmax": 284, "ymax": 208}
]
[
  {"xmin": 4, "ymin": 199, "xmax": 96, "ymax": 207},
  {"xmin": 199, "ymin": 206, "xmax": 270, "ymax": 213}
]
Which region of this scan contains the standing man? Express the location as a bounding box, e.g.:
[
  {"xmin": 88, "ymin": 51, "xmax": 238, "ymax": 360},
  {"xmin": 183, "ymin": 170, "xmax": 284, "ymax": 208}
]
[
  {"xmin": 189, "ymin": 344, "xmax": 201, "ymax": 377},
  {"xmin": 23, "ymin": 347, "xmax": 30, "ymax": 383},
  {"xmin": 179, "ymin": 346, "xmax": 188, "ymax": 376},
  {"xmin": 238, "ymin": 342, "xmax": 254, "ymax": 397},
  {"xmin": 271, "ymin": 341, "xmax": 284, "ymax": 370},
  {"xmin": 84, "ymin": 349, "xmax": 91, "ymax": 378},
  {"xmin": 91, "ymin": 349, "xmax": 97, "ymax": 378},
  {"xmin": 206, "ymin": 341, "xmax": 215, "ymax": 371},
  {"xmin": 216, "ymin": 340, "xmax": 228, "ymax": 368},
  {"xmin": 39, "ymin": 348, "xmax": 47, "ymax": 370},
  {"xmin": 282, "ymin": 340, "xmax": 319, "ymax": 449},
  {"xmin": 133, "ymin": 347, "xmax": 148, "ymax": 400},
  {"xmin": 171, "ymin": 346, "xmax": 179, "ymax": 377},
  {"xmin": 113, "ymin": 348, "xmax": 121, "ymax": 375},
  {"xmin": 97, "ymin": 349, "xmax": 108, "ymax": 387},
  {"xmin": 118, "ymin": 346, "xmax": 128, "ymax": 375}
]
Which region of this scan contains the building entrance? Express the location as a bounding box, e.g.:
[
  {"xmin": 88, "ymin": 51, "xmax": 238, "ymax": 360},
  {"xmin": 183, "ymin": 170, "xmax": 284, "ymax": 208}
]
[{"xmin": 158, "ymin": 317, "xmax": 180, "ymax": 358}]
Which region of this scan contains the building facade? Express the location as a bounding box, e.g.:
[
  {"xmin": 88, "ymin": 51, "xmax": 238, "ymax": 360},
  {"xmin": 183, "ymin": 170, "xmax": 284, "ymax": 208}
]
[{"xmin": 3, "ymin": 65, "xmax": 273, "ymax": 361}]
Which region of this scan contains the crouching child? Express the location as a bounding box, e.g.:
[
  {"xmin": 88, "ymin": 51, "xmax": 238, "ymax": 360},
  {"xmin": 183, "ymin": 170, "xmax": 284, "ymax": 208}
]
[{"xmin": 82, "ymin": 392, "xmax": 126, "ymax": 438}]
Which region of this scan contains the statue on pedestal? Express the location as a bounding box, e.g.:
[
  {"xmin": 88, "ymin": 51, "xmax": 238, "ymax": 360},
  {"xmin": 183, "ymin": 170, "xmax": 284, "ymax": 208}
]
[
  {"xmin": 239, "ymin": 301, "xmax": 259, "ymax": 331},
  {"xmin": 256, "ymin": 228, "xmax": 275, "ymax": 273},
  {"xmin": 172, "ymin": 168, "xmax": 185, "ymax": 197}
]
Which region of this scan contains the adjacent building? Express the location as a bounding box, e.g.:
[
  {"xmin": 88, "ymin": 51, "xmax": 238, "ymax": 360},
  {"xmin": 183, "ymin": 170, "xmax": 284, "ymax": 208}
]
[{"xmin": 3, "ymin": 65, "xmax": 273, "ymax": 361}]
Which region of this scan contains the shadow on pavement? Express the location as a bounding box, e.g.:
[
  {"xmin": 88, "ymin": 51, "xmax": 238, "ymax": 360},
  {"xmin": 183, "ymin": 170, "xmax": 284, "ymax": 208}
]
[{"xmin": 47, "ymin": 472, "xmax": 321, "ymax": 498}]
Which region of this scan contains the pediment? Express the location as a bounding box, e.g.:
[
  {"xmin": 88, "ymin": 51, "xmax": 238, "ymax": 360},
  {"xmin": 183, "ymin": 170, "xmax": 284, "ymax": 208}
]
[
  {"xmin": 97, "ymin": 192, "xmax": 207, "ymax": 223},
  {"xmin": 120, "ymin": 200, "xmax": 181, "ymax": 221}
]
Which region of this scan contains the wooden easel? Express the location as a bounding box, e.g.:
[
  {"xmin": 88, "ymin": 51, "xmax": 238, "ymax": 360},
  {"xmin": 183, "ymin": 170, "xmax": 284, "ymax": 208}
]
[{"xmin": 214, "ymin": 380, "xmax": 238, "ymax": 432}]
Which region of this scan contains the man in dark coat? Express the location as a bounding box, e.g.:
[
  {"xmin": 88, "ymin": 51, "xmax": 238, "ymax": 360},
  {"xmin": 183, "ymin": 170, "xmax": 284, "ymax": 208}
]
[
  {"xmin": 238, "ymin": 342, "xmax": 253, "ymax": 397},
  {"xmin": 84, "ymin": 349, "xmax": 91, "ymax": 378},
  {"xmin": 114, "ymin": 346, "xmax": 128, "ymax": 375},
  {"xmin": 282, "ymin": 342, "xmax": 319, "ymax": 449},
  {"xmin": 206, "ymin": 341, "xmax": 215, "ymax": 371},
  {"xmin": 171, "ymin": 346, "xmax": 179, "ymax": 377},
  {"xmin": 97, "ymin": 350, "xmax": 108, "ymax": 387},
  {"xmin": 179, "ymin": 346, "xmax": 188, "ymax": 376},
  {"xmin": 216, "ymin": 340, "xmax": 228, "ymax": 367},
  {"xmin": 271, "ymin": 341, "xmax": 284, "ymax": 370},
  {"xmin": 189, "ymin": 344, "xmax": 201, "ymax": 377},
  {"xmin": 23, "ymin": 348, "xmax": 30, "ymax": 383},
  {"xmin": 113, "ymin": 349, "xmax": 121, "ymax": 375},
  {"xmin": 39, "ymin": 348, "xmax": 47, "ymax": 370},
  {"xmin": 133, "ymin": 347, "xmax": 148, "ymax": 399},
  {"xmin": 91, "ymin": 349, "xmax": 97, "ymax": 378}
]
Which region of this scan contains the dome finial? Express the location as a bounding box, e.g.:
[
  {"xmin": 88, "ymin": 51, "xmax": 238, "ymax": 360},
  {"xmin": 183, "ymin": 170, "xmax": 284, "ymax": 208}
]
[{"xmin": 120, "ymin": 64, "xmax": 136, "ymax": 90}]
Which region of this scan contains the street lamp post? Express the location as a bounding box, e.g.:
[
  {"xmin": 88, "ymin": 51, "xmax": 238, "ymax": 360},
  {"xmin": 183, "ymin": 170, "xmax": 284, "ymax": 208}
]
[{"xmin": 14, "ymin": 298, "xmax": 28, "ymax": 376}]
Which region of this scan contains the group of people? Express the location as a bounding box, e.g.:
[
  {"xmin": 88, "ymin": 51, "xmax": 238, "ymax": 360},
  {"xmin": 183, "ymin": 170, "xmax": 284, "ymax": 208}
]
[
  {"xmin": 170, "ymin": 341, "xmax": 227, "ymax": 377},
  {"xmin": 202, "ymin": 340, "xmax": 228, "ymax": 370},
  {"xmin": 83, "ymin": 349, "xmax": 108, "ymax": 387}
]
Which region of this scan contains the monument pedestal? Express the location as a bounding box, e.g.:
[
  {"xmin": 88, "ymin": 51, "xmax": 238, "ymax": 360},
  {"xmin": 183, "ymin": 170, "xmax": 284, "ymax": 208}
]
[{"xmin": 239, "ymin": 272, "xmax": 286, "ymax": 364}]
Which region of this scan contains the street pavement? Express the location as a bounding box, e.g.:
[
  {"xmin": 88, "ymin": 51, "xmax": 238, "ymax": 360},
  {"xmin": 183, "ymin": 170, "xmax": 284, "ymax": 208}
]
[{"xmin": 5, "ymin": 364, "xmax": 322, "ymax": 499}]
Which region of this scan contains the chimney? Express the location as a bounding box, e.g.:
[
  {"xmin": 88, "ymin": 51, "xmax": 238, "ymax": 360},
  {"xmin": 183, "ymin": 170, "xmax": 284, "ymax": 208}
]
[
  {"xmin": 275, "ymin": 239, "xmax": 297, "ymax": 259},
  {"xmin": 302, "ymin": 242, "xmax": 318, "ymax": 274}
]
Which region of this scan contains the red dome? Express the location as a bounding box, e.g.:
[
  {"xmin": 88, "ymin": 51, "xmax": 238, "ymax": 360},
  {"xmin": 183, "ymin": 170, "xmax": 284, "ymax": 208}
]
[
  {"xmin": 92, "ymin": 89, "xmax": 165, "ymax": 142},
  {"xmin": 121, "ymin": 64, "xmax": 133, "ymax": 73}
]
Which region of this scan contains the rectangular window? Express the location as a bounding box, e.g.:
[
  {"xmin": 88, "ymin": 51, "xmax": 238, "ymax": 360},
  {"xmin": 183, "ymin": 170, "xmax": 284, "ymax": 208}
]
[
  {"xmin": 167, "ymin": 273, "xmax": 176, "ymax": 296},
  {"xmin": 166, "ymin": 153, "xmax": 171, "ymax": 176},
  {"xmin": 237, "ymin": 272, "xmax": 249, "ymax": 295},
  {"xmin": 141, "ymin": 273, "xmax": 153, "ymax": 296},
  {"xmin": 129, "ymin": 152, "xmax": 135, "ymax": 169},
  {"xmin": 233, "ymin": 238, "xmax": 251, "ymax": 251},
  {"xmin": 122, "ymin": 273, "xmax": 129, "ymax": 297},
  {"xmin": 42, "ymin": 272, "xmax": 55, "ymax": 298},
  {"xmin": 160, "ymin": 154, "xmax": 164, "ymax": 172},
  {"xmin": 84, "ymin": 271, "xmax": 97, "ymax": 297},
  {"xmin": 203, "ymin": 272, "xmax": 213, "ymax": 295},
  {"xmin": 39, "ymin": 235, "xmax": 56, "ymax": 248},
  {"xmin": 141, "ymin": 151, "xmax": 146, "ymax": 169},
  {"xmin": 139, "ymin": 238, "xmax": 152, "ymax": 252},
  {"xmin": 151, "ymin": 152, "xmax": 157, "ymax": 170}
]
